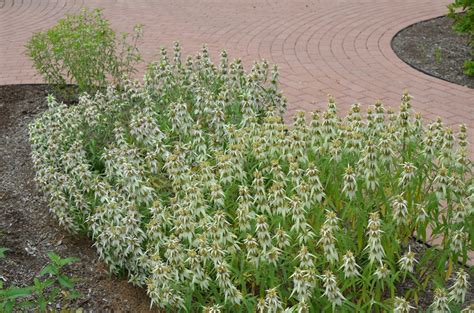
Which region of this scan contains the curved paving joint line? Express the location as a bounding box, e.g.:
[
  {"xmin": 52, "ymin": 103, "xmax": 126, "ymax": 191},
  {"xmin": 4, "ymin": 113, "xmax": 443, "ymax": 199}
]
[{"xmin": 0, "ymin": 0, "xmax": 473, "ymax": 145}]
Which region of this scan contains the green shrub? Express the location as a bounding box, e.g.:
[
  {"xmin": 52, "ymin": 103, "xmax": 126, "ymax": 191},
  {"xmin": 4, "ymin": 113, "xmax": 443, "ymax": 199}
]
[
  {"xmin": 29, "ymin": 45, "xmax": 472, "ymax": 312},
  {"xmin": 0, "ymin": 251, "xmax": 79, "ymax": 312},
  {"xmin": 463, "ymin": 59, "xmax": 474, "ymax": 75},
  {"xmin": 26, "ymin": 8, "xmax": 142, "ymax": 98},
  {"xmin": 448, "ymin": 0, "xmax": 474, "ymax": 76}
]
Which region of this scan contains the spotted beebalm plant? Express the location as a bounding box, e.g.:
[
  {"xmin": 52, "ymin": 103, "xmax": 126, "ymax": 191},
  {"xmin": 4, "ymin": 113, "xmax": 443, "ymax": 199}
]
[{"xmin": 29, "ymin": 43, "xmax": 473, "ymax": 312}]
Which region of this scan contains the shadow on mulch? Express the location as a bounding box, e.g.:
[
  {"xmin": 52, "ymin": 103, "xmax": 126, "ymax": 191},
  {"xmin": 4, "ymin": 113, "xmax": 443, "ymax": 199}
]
[{"xmin": 392, "ymin": 15, "xmax": 473, "ymax": 89}]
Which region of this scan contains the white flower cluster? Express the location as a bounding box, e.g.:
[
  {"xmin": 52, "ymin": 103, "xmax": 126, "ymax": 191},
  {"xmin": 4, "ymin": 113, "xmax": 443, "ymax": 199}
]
[{"xmin": 29, "ymin": 44, "xmax": 472, "ymax": 311}]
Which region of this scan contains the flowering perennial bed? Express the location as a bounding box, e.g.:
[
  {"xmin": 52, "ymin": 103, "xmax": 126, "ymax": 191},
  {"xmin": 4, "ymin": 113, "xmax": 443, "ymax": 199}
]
[{"xmin": 29, "ymin": 45, "xmax": 472, "ymax": 312}]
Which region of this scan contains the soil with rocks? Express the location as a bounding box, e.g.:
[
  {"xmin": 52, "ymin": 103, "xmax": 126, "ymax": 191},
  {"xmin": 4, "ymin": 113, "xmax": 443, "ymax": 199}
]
[
  {"xmin": 0, "ymin": 84, "xmax": 157, "ymax": 312},
  {"xmin": 392, "ymin": 15, "xmax": 474, "ymax": 89},
  {"xmin": 0, "ymin": 84, "xmax": 472, "ymax": 311}
]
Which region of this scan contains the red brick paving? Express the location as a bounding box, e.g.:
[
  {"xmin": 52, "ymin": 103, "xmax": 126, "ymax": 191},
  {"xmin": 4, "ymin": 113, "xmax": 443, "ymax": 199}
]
[{"xmin": 1, "ymin": 0, "xmax": 473, "ymax": 262}]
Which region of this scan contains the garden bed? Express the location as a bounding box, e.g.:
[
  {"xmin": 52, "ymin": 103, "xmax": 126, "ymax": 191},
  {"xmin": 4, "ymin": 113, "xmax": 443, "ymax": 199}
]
[
  {"xmin": 392, "ymin": 15, "xmax": 474, "ymax": 89},
  {"xmin": 1, "ymin": 83, "xmax": 473, "ymax": 311},
  {"xmin": 0, "ymin": 84, "xmax": 157, "ymax": 312}
]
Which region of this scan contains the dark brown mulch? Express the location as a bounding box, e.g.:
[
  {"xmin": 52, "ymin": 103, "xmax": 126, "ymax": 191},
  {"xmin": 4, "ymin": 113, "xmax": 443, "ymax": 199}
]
[
  {"xmin": 0, "ymin": 84, "xmax": 157, "ymax": 312},
  {"xmin": 392, "ymin": 15, "xmax": 474, "ymax": 89}
]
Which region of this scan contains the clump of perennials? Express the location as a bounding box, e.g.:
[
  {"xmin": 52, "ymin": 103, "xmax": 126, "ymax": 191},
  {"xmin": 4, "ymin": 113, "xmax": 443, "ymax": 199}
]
[{"xmin": 29, "ymin": 43, "xmax": 473, "ymax": 312}]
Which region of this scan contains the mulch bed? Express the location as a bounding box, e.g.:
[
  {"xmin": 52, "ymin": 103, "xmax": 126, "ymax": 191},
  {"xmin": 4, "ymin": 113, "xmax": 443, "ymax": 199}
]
[{"xmin": 392, "ymin": 15, "xmax": 474, "ymax": 89}]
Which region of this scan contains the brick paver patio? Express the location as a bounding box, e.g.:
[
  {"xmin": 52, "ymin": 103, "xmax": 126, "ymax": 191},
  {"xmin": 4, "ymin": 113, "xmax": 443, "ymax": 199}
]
[{"xmin": 1, "ymin": 0, "xmax": 473, "ymax": 149}]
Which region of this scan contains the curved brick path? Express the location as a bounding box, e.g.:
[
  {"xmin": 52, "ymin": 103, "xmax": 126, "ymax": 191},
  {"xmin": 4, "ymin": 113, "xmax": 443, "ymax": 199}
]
[{"xmin": 0, "ymin": 0, "xmax": 473, "ymax": 152}]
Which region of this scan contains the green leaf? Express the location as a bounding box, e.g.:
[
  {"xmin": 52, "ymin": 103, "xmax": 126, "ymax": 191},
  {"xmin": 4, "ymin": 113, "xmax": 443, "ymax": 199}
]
[
  {"xmin": 58, "ymin": 275, "xmax": 74, "ymax": 289},
  {"xmin": 1, "ymin": 300, "xmax": 15, "ymax": 313},
  {"xmin": 43, "ymin": 278, "xmax": 55, "ymax": 289},
  {"xmin": 38, "ymin": 295, "xmax": 47, "ymax": 312},
  {"xmin": 0, "ymin": 286, "xmax": 33, "ymax": 300},
  {"xmin": 47, "ymin": 252, "xmax": 61, "ymax": 265},
  {"xmin": 33, "ymin": 277, "xmax": 42, "ymax": 290},
  {"xmin": 0, "ymin": 247, "xmax": 9, "ymax": 259},
  {"xmin": 59, "ymin": 256, "xmax": 79, "ymax": 267},
  {"xmin": 68, "ymin": 289, "xmax": 81, "ymax": 300},
  {"xmin": 40, "ymin": 264, "xmax": 59, "ymax": 277},
  {"xmin": 17, "ymin": 300, "xmax": 35, "ymax": 309}
]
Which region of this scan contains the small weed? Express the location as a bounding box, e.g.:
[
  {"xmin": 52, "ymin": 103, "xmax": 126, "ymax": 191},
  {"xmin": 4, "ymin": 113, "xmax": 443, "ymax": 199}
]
[
  {"xmin": 0, "ymin": 250, "xmax": 80, "ymax": 312},
  {"xmin": 434, "ymin": 47, "xmax": 442, "ymax": 64}
]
